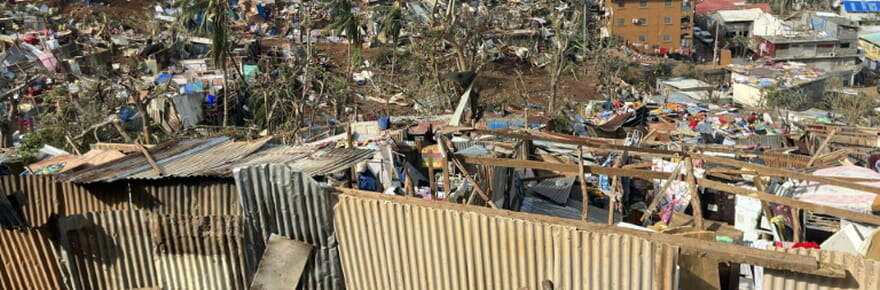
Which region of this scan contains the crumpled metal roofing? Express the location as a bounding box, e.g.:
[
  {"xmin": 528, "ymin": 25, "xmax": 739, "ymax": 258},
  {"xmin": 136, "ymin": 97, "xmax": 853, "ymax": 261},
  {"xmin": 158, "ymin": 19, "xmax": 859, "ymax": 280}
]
[{"xmin": 58, "ymin": 137, "xmax": 372, "ymax": 183}]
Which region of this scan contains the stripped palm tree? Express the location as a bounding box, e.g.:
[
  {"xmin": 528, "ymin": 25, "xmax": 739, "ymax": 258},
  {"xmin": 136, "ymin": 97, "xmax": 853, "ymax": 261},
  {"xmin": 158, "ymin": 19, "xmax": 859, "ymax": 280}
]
[{"xmin": 177, "ymin": 0, "xmax": 234, "ymax": 127}]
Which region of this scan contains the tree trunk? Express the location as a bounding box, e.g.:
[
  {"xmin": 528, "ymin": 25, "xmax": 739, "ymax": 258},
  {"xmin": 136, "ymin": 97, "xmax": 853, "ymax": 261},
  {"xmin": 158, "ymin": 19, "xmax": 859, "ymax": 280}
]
[{"xmin": 222, "ymin": 63, "xmax": 229, "ymax": 127}]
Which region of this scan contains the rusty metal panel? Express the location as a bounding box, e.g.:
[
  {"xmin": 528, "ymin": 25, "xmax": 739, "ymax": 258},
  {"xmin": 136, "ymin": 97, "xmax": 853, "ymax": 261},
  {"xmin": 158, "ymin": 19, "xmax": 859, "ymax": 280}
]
[
  {"xmin": 0, "ymin": 228, "xmax": 66, "ymax": 289},
  {"xmin": 0, "ymin": 175, "xmax": 59, "ymax": 227},
  {"xmin": 151, "ymin": 214, "xmax": 248, "ymax": 290},
  {"xmin": 763, "ymin": 247, "xmax": 880, "ymax": 290},
  {"xmin": 234, "ymin": 164, "xmax": 345, "ymax": 290},
  {"xmin": 58, "ymin": 210, "xmax": 158, "ymax": 290},
  {"xmin": 334, "ymin": 194, "xmax": 679, "ymax": 290},
  {"xmin": 59, "ymin": 182, "xmax": 137, "ymax": 216},
  {"xmin": 132, "ymin": 179, "xmax": 240, "ymax": 216}
]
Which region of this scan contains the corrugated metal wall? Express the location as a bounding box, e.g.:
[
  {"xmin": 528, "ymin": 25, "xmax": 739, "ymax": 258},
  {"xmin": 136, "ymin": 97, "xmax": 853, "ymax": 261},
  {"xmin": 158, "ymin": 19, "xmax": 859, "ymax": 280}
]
[
  {"xmin": 57, "ymin": 210, "xmax": 158, "ymax": 290},
  {"xmin": 0, "ymin": 228, "xmax": 66, "ymax": 289},
  {"xmin": 60, "ymin": 182, "xmax": 137, "ymax": 216},
  {"xmin": 150, "ymin": 214, "xmax": 248, "ymax": 290},
  {"xmin": 335, "ymin": 194, "xmax": 679, "ymax": 290},
  {"xmin": 0, "ymin": 175, "xmax": 59, "ymax": 227},
  {"xmin": 234, "ymin": 164, "xmax": 345, "ymax": 290},
  {"xmin": 133, "ymin": 179, "xmax": 240, "ymax": 216},
  {"xmin": 763, "ymin": 247, "xmax": 880, "ymax": 290}
]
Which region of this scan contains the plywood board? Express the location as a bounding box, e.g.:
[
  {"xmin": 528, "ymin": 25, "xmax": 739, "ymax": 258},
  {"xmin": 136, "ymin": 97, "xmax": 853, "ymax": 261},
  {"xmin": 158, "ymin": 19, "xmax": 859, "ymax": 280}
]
[{"xmin": 249, "ymin": 234, "xmax": 313, "ymax": 290}]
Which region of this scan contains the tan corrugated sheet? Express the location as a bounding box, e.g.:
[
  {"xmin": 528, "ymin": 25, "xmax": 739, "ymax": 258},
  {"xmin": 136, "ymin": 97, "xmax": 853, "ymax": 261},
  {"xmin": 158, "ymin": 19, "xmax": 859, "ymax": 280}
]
[
  {"xmin": 58, "ymin": 210, "xmax": 158, "ymax": 290},
  {"xmin": 60, "ymin": 182, "xmax": 139, "ymax": 216},
  {"xmin": 0, "ymin": 228, "xmax": 65, "ymax": 289},
  {"xmin": 763, "ymin": 247, "xmax": 880, "ymax": 290},
  {"xmin": 335, "ymin": 194, "xmax": 679, "ymax": 290},
  {"xmin": 151, "ymin": 214, "xmax": 248, "ymax": 290},
  {"xmin": 0, "ymin": 175, "xmax": 58, "ymax": 227},
  {"xmin": 132, "ymin": 179, "xmax": 240, "ymax": 216}
]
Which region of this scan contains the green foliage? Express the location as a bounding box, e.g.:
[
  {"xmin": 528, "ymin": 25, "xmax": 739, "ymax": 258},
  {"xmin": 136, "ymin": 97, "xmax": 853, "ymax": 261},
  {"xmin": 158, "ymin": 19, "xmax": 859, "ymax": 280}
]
[
  {"xmin": 376, "ymin": 2, "xmax": 404, "ymax": 44},
  {"xmin": 763, "ymin": 87, "xmax": 811, "ymax": 111},
  {"xmin": 327, "ymin": 0, "xmax": 363, "ymax": 45},
  {"xmin": 18, "ymin": 128, "xmax": 64, "ymax": 163}
]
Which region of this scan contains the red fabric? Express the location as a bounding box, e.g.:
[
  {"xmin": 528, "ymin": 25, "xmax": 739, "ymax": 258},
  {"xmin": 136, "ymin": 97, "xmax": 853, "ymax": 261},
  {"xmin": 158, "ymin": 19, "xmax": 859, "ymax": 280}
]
[
  {"xmin": 695, "ymin": 0, "xmax": 771, "ymax": 14},
  {"xmin": 27, "ymin": 87, "xmax": 41, "ymax": 96},
  {"xmin": 659, "ymin": 48, "xmax": 668, "ymax": 55},
  {"xmin": 689, "ymin": 120, "xmax": 698, "ymax": 130},
  {"xmin": 21, "ymin": 34, "xmax": 38, "ymax": 44},
  {"xmin": 773, "ymin": 241, "xmax": 821, "ymax": 249}
]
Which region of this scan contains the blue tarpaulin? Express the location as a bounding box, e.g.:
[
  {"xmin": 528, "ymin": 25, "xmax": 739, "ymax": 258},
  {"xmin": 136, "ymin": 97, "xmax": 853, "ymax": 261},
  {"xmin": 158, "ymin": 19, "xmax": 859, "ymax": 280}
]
[{"xmin": 843, "ymin": 1, "xmax": 880, "ymax": 12}]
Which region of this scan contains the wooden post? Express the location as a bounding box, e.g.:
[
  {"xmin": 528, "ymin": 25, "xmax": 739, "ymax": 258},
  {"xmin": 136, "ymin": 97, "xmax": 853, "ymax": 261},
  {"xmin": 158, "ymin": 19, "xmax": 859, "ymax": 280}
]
[
  {"xmin": 404, "ymin": 165, "xmax": 415, "ymax": 197},
  {"xmin": 792, "ymin": 208, "xmax": 802, "ymax": 242},
  {"xmin": 578, "ymin": 146, "xmax": 590, "ymax": 222},
  {"xmin": 608, "ymin": 176, "xmax": 618, "ymax": 224},
  {"xmin": 441, "ymin": 140, "xmax": 451, "ymax": 200},
  {"xmin": 686, "ymin": 157, "xmax": 704, "ymax": 229},
  {"xmin": 112, "ymin": 119, "xmax": 133, "ymax": 143},
  {"xmin": 428, "ymin": 166, "xmax": 436, "ymax": 198},
  {"xmin": 137, "ymin": 144, "xmax": 162, "ymax": 175},
  {"xmin": 347, "ymin": 124, "xmax": 357, "ymax": 188}
]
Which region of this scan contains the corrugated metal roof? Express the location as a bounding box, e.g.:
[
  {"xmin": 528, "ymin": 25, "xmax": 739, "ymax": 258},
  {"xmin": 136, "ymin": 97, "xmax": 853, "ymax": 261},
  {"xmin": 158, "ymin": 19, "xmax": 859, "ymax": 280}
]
[
  {"xmin": 57, "ymin": 138, "xmax": 221, "ymax": 183},
  {"xmin": 763, "ymin": 247, "xmax": 880, "ymax": 289},
  {"xmin": 131, "ymin": 179, "xmax": 240, "ymax": 217},
  {"xmin": 335, "ymin": 193, "xmax": 679, "ymax": 290},
  {"xmin": 125, "ymin": 138, "xmax": 270, "ymax": 180},
  {"xmin": 735, "ymin": 134, "xmax": 789, "ymax": 148},
  {"xmin": 233, "ymin": 164, "xmax": 345, "ymax": 290},
  {"xmin": 151, "ymin": 214, "xmax": 248, "ymax": 290},
  {"xmin": 0, "ymin": 228, "xmax": 66, "ymax": 289},
  {"xmin": 0, "ymin": 175, "xmax": 58, "ymax": 227},
  {"xmin": 58, "ymin": 210, "xmax": 159, "ymax": 290},
  {"xmin": 221, "ymin": 146, "xmax": 374, "ymax": 176},
  {"xmin": 529, "ymin": 176, "xmax": 576, "ymax": 204}
]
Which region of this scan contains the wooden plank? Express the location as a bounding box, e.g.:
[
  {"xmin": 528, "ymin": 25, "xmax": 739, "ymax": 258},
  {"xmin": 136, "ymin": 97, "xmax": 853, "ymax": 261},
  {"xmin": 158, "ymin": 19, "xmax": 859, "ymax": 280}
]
[
  {"xmin": 450, "ymin": 157, "xmax": 497, "ymax": 208},
  {"xmin": 695, "ymin": 153, "xmax": 880, "ymax": 196},
  {"xmin": 249, "ymin": 234, "xmax": 313, "ymax": 290},
  {"xmin": 642, "ymin": 164, "xmax": 684, "ymax": 223},
  {"xmin": 807, "ymin": 128, "xmax": 837, "ymax": 167},
  {"xmin": 686, "ymin": 158, "xmax": 704, "ymax": 229},
  {"xmin": 335, "ymin": 187, "xmax": 846, "ymax": 278},
  {"xmin": 91, "ymin": 142, "xmax": 155, "ymax": 153},
  {"xmin": 137, "ymin": 143, "xmax": 162, "ymax": 176},
  {"xmin": 457, "ymin": 155, "xmax": 670, "ymax": 180}
]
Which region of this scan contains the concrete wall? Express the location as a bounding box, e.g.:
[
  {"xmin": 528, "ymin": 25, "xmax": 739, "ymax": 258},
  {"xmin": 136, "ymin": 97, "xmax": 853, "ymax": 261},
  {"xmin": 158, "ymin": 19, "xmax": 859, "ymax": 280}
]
[{"xmin": 607, "ymin": 0, "xmax": 693, "ymax": 52}]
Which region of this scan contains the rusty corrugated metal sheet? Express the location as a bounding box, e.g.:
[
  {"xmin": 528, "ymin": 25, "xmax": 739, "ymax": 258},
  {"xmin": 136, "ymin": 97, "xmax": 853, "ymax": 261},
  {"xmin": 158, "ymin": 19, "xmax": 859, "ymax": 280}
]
[
  {"xmin": 0, "ymin": 175, "xmax": 58, "ymax": 227},
  {"xmin": 60, "ymin": 181, "xmax": 139, "ymax": 216},
  {"xmin": 233, "ymin": 164, "xmax": 345, "ymax": 290},
  {"xmin": 0, "ymin": 228, "xmax": 66, "ymax": 289},
  {"xmin": 763, "ymin": 247, "xmax": 880, "ymax": 290},
  {"xmin": 150, "ymin": 214, "xmax": 248, "ymax": 290},
  {"xmin": 58, "ymin": 210, "xmax": 158, "ymax": 290},
  {"xmin": 220, "ymin": 146, "xmax": 374, "ymax": 176},
  {"xmin": 131, "ymin": 179, "xmax": 240, "ymax": 217},
  {"xmin": 57, "ymin": 138, "xmax": 220, "ymax": 183},
  {"xmin": 736, "ymin": 134, "xmax": 789, "ymax": 148},
  {"xmin": 335, "ymin": 193, "xmax": 679, "ymax": 290}
]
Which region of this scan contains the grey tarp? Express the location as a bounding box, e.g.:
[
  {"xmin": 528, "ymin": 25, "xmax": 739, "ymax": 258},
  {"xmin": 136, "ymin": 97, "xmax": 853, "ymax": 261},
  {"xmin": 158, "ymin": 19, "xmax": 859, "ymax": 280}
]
[{"xmin": 233, "ymin": 164, "xmax": 345, "ymax": 290}]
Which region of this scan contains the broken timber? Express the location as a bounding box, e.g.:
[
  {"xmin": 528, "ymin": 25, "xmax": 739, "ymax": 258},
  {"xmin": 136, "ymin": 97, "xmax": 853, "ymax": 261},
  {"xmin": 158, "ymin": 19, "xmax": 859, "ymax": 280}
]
[{"xmin": 457, "ymin": 155, "xmax": 880, "ymax": 226}]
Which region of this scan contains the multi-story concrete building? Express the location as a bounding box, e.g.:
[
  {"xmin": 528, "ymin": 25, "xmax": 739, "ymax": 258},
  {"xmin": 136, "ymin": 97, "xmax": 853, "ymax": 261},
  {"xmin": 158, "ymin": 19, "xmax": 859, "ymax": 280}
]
[{"xmin": 605, "ymin": 0, "xmax": 694, "ymax": 54}]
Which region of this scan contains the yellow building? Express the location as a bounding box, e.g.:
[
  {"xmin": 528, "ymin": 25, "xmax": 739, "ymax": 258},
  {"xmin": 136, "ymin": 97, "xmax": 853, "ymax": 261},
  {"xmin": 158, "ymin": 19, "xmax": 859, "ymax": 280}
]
[
  {"xmin": 605, "ymin": 0, "xmax": 694, "ymax": 54},
  {"xmin": 860, "ymin": 33, "xmax": 880, "ymax": 70}
]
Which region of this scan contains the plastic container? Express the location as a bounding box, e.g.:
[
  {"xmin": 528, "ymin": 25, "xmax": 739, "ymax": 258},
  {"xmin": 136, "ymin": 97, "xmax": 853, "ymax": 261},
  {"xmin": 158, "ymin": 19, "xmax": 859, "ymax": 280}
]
[{"xmin": 378, "ymin": 116, "xmax": 391, "ymax": 130}]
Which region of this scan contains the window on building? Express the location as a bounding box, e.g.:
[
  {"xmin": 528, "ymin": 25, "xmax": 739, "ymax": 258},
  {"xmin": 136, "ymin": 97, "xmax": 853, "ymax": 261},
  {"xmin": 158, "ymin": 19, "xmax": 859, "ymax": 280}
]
[
  {"xmin": 638, "ymin": 18, "xmax": 647, "ymax": 25},
  {"xmin": 639, "ymin": 35, "xmax": 647, "ymax": 43},
  {"xmin": 663, "ymin": 34, "xmax": 672, "ymax": 42},
  {"xmin": 665, "ymin": 0, "xmax": 673, "ymax": 7},
  {"xmin": 616, "ymin": 18, "xmax": 625, "ymax": 26},
  {"xmin": 664, "ymin": 16, "xmax": 672, "ymax": 24},
  {"xmin": 618, "ymin": 0, "xmax": 625, "ymax": 8},
  {"xmin": 841, "ymin": 42, "xmax": 851, "ymax": 48},
  {"xmin": 640, "ymin": 0, "xmax": 648, "ymax": 7}
]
